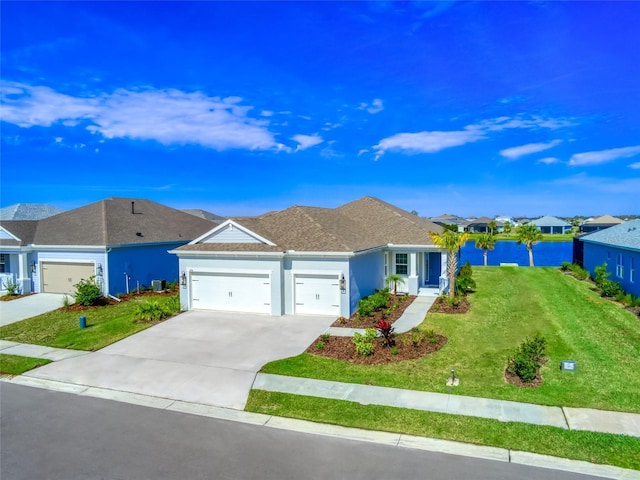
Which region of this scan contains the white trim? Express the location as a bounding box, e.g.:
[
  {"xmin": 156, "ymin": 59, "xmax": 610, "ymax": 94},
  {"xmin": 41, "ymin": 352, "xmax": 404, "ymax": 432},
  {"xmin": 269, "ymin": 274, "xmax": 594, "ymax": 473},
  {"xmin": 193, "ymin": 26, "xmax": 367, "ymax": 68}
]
[
  {"xmin": 171, "ymin": 250, "xmax": 285, "ymax": 258},
  {"xmin": 0, "ymin": 226, "xmax": 21, "ymax": 242},
  {"xmin": 29, "ymin": 245, "xmax": 108, "ymax": 251},
  {"xmin": 188, "ymin": 268, "xmax": 273, "ymax": 276},
  {"xmin": 189, "ymin": 219, "xmax": 276, "ymax": 246}
]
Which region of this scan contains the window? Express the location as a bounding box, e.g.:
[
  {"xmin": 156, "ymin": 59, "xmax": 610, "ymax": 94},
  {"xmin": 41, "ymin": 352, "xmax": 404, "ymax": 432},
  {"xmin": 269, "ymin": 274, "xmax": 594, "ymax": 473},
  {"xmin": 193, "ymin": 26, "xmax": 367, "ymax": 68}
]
[
  {"xmin": 0, "ymin": 254, "xmax": 5, "ymax": 273},
  {"xmin": 631, "ymin": 258, "xmax": 635, "ymax": 283},
  {"xmin": 395, "ymin": 253, "xmax": 408, "ymax": 275},
  {"xmin": 616, "ymin": 253, "xmax": 624, "ymax": 278}
]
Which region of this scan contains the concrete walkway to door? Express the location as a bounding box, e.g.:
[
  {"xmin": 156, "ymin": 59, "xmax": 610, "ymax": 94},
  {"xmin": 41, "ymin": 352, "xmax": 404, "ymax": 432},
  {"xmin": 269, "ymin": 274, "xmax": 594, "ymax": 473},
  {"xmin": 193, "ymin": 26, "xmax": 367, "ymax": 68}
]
[
  {"xmin": 22, "ymin": 311, "xmax": 335, "ymax": 410},
  {"xmin": 0, "ymin": 293, "xmax": 68, "ymax": 327}
]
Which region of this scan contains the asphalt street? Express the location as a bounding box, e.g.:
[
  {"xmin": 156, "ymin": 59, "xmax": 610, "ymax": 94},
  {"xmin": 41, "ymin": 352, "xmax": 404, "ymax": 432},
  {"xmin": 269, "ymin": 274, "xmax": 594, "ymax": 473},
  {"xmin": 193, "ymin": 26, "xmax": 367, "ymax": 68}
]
[{"xmin": 0, "ymin": 384, "xmax": 605, "ymax": 480}]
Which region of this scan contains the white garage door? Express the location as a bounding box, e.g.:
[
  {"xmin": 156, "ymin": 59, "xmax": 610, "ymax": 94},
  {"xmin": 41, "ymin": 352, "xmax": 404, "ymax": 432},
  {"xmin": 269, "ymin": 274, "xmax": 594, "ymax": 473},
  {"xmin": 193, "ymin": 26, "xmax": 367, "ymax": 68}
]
[
  {"xmin": 190, "ymin": 272, "xmax": 271, "ymax": 314},
  {"xmin": 42, "ymin": 262, "xmax": 95, "ymax": 294},
  {"xmin": 294, "ymin": 274, "xmax": 340, "ymax": 316}
]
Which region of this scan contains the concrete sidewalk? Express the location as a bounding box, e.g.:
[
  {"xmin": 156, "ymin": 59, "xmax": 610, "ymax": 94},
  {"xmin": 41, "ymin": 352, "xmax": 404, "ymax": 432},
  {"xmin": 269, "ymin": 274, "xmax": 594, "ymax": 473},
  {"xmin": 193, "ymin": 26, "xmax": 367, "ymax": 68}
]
[
  {"xmin": 0, "ymin": 340, "xmax": 89, "ymax": 362},
  {"xmin": 253, "ymin": 373, "xmax": 640, "ymax": 438}
]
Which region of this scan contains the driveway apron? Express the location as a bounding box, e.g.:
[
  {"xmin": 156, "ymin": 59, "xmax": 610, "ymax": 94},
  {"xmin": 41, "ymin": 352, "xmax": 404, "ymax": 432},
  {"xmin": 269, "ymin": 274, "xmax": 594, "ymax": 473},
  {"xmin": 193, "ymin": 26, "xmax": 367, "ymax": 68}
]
[{"xmin": 23, "ymin": 310, "xmax": 335, "ymax": 410}]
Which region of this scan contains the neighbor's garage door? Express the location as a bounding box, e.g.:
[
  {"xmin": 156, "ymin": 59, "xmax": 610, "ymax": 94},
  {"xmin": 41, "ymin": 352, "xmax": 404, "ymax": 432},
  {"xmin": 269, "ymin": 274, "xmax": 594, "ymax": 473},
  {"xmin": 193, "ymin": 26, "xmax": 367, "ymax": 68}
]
[
  {"xmin": 294, "ymin": 274, "xmax": 340, "ymax": 316},
  {"xmin": 190, "ymin": 272, "xmax": 271, "ymax": 314},
  {"xmin": 42, "ymin": 262, "xmax": 94, "ymax": 294}
]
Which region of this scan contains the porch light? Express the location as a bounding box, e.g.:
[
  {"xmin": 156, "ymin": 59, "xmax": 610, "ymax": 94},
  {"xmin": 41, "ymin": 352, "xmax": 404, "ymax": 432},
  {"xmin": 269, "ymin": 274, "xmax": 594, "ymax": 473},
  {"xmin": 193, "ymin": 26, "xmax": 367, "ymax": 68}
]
[
  {"xmin": 31, "ymin": 261, "xmax": 37, "ymax": 274},
  {"xmin": 339, "ymin": 274, "xmax": 346, "ymax": 292},
  {"xmin": 180, "ymin": 271, "xmax": 187, "ymax": 286},
  {"xmin": 96, "ymin": 263, "xmax": 103, "ymax": 277}
]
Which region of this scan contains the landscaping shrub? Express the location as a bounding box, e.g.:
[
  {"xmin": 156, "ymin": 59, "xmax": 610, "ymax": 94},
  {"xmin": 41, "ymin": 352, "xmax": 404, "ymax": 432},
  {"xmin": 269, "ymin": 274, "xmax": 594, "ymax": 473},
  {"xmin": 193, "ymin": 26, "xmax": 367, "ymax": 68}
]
[
  {"xmin": 352, "ymin": 328, "xmax": 377, "ymax": 356},
  {"xmin": 507, "ymin": 334, "xmax": 547, "ymax": 383},
  {"xmin": 376, "ymin": 319, "xmax": 395, "ymax": 347},
  {"xmin": 134, "ymin": 300, "xmax": 168, "ymax": 322},
  {"xmin": 357, "ymin": 289, "xmax": 390, "ymax": 317},
  {"xmin": 599, "ymin": 279, "xmax": 623, "ymax": 298},
  {"xmin": 560, "ymin": 261, "xmax": 571, "ymax": 271},
  {"xmin": 2, "ymin": 277, "xmax": 21, "ymax": 296},
  {"xmin": 163, "ymin": 294, "xmax": 181, "ymax": 314},
  {"xmin": 455, "ymin": 261, "xmax": 476, "ymax": 294},
  {"xmin": 73, "ymin": 276, "xmax": 103, "ymax": 306},
  {"xmin": 593, "ymin": 262, "xmax": 610, "ymax": 287},
  {"xmin": 357, "ymin": 298, "xmax": 374, "ymax": 318},
  {"xmin": 569, "ymin": 264, "xmax": 589, "ymax": 280}
]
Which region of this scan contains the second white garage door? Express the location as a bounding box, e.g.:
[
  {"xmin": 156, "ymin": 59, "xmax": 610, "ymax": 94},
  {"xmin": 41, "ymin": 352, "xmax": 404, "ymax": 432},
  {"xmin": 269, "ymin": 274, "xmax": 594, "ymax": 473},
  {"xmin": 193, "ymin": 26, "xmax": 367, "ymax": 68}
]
[
  {"xmin": 190, "ymin": 272, "xmax": 271, "ymax": 314},
  {"xmin": 294, "ymin": 274, "xmax": 340, "ymax": 316}
]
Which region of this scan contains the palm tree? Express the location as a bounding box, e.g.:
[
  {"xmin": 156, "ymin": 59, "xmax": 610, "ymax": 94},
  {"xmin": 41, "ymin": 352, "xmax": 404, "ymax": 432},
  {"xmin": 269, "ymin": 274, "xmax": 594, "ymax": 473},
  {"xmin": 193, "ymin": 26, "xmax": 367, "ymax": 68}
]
[
  {"xmin": 385, "ymin": 273, "xmax": 405, "ymax": 295},
  {"xmin": 429, "ymin": 230, "xmax": 470, "ymax": 298},
  {"xmin": 488, "ymin": 220, "xmax": 498, "ymax": 235},
  {"xmin": 503, "ymin": 221, "xmax": 512, "ymax": 234},
  {"xmin": 516, "ymin": 224, "xmax": 544, "ymax": 266},
  {"xmin": 475, "ymin": 233, "xmax": 496, "ymax": 266}
]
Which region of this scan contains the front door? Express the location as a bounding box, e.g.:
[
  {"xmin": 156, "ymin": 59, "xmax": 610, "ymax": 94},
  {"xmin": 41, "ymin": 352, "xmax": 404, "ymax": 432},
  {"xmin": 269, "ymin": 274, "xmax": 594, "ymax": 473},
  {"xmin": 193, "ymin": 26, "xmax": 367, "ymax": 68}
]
[{"xmin": 424, "ymin": 252, "xmax": 441, "ymax": 286}]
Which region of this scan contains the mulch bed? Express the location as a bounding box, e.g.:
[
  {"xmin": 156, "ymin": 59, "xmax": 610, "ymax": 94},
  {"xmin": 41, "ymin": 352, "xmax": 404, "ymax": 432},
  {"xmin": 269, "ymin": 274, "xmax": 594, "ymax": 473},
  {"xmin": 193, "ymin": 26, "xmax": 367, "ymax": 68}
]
[
  {"xmin": 331, "ymin": 294, "xmax": 417, "ymax": 328},
  {"xmin": 504, "ymin": 357, "xmax": 548, "ymax": 388},
  {"xmin": 62, "ymin": 289, "xmax": 177, "ymax": 312},
  {"xmin": 306, "ymin": 333, "xmax": 448, "ymax": 365},
  {"xmin": 0, "ymin": 293, "xmax": 35, "ymax": 302},
  {"xmin": 429, "ymin": 295, "xmax": 471, "ymax": 314}
]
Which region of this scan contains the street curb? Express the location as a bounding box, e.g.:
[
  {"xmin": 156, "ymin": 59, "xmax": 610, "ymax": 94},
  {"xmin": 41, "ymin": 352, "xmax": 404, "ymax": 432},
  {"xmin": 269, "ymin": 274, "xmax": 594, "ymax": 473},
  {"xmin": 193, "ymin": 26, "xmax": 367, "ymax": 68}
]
[{"xmin": 3, "ymin": 376, "xmax": 638, "ymax": 479}]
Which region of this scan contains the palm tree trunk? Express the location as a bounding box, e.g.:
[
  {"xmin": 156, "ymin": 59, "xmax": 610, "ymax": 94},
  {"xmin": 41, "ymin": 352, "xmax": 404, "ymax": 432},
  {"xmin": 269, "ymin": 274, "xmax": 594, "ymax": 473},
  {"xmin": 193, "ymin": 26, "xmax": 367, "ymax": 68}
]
[
  {"xmin": 483, "ymin": 249, "xmax": 488, "ymax": 266},
  {"xmin": 447, "ymin": 251, "xmax": 457, "ymax": 297},
  {"xmin": 528, "ymin": 245, "xmax": 534, "ymax": 267}
]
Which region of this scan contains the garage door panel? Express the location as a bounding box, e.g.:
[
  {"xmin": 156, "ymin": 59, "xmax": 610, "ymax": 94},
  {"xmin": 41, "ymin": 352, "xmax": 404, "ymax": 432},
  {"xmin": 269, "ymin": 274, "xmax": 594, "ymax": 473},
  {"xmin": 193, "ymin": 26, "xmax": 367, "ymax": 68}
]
[
  {"xmin": 42, "ymin": 262, "xmax": 94, "ymax": 294},
  {"xmin": 295, "ymin": 275, "xmax": 340, "ymax": 316},
  {"xmin": 191, "ymin": 273, "xmax": 271, "ymax": 314}
]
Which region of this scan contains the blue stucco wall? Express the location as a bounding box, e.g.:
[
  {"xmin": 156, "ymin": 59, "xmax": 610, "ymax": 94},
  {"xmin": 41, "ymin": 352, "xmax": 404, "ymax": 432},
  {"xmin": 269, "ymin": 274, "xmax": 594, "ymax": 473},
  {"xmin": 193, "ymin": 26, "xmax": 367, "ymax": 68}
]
[
  {"xmin": 583, "ymin": 242, "xmax": 640, "ymax": 297},
  {"xmin": 348, "ymin": 251, "xmax": 385, "ymax": 315},
  {"xmin": 107, "ymin": 242, "xmax": 184, "ymax": 295}
]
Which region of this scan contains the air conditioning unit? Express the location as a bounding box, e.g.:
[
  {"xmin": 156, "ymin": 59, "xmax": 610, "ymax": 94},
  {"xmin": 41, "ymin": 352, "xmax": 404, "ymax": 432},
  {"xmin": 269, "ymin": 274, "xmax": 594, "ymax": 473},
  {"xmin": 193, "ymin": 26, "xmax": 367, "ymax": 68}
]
[{"xmin": 152, "ymin": 280, "xmax": 166, "ymax": 292}]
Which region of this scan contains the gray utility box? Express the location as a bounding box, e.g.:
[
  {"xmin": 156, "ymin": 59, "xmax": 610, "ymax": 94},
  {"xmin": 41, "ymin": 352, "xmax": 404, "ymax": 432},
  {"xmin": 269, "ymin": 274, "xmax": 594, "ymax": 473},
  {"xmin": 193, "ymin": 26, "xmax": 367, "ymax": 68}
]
[{"xmin": 152, "ymin": 280, "xmax": 166, "ymax": 292}]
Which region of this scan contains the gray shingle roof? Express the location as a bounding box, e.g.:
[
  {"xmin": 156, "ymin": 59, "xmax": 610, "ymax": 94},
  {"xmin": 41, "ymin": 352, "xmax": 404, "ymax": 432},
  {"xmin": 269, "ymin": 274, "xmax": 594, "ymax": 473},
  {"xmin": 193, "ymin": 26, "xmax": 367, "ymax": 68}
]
[
  {"xmin": 583, "ymin": 215, "xmax": 624, "ymax": 226},
  {"xmin": 0, "ymin": 204, "xmax": 64, "ymax": 220},
  {"xmin": 0, "ymin": 198, "xmax": 215, "ymax": 247},
  {"xmin": 177, "ymin": 196, "xmax": 444, "ymax": 253},
  {"xmin": 581, "ymin": 219, "xmax": 640, "ymax": 251},
  {"xmin": 528, "ymin": 215, "xmax": 570, "ymax": 227}
]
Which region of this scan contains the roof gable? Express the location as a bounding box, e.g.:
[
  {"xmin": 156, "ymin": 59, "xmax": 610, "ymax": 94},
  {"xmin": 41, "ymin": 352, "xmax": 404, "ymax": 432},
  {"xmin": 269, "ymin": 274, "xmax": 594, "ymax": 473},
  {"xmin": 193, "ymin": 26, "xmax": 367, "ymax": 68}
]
[
  {"xmin": 584, "ymin": 214, "xmax": 624, "ymax": 225},
  {"xmin": 191, "ymin": 220, "xmax": 275, "ymax": 245},
  {"xmin": 581, "ymin": 219, "xmax": 639, "ymax": 251},
  {"xmin": 529, "ymin": 215, "xmax": 570, "ymax": 227},
  {"xmin": 0, "ymin": 203, "xmax": 64, "ymax": 220}
]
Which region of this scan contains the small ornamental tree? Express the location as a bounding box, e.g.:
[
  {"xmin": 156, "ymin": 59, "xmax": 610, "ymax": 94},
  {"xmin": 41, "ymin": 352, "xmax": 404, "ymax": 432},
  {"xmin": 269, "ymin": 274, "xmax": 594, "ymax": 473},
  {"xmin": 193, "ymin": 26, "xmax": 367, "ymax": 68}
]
[
  {"xmin": 475, "ymin": 233, "xmax": 496, "ymax": 266},
  {"xmin": 515, "ymin": 224, "xmax": 543, "ymax": 267},
  {"xmin": 376, "ymin": 319, "xmax": 395, "ymax": 347},
  {"xmin": 385, "ymin": 274, "xmax": 405, "ymax": 295}
]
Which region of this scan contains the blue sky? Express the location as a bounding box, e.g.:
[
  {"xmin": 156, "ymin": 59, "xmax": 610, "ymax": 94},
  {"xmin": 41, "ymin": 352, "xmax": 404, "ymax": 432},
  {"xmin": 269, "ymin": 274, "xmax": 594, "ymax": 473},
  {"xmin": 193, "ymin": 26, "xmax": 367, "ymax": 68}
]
[{"xmin": 2, "ymin": 1, "xmax": 639, "ymax": 218}]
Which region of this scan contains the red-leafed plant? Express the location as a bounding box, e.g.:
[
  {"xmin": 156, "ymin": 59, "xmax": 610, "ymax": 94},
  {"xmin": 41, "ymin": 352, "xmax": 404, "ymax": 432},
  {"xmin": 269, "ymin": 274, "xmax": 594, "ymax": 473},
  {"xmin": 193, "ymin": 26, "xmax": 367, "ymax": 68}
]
[{"xmin": 376, "ymin": 319, "xmax": 395, "ymax": 347}]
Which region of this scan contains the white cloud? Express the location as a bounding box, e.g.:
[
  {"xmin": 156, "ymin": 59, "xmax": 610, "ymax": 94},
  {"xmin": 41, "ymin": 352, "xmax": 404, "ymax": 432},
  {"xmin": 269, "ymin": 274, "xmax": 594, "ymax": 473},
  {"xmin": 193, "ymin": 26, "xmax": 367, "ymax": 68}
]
[
  {"xmin": 358, "ymin": 98, "xmax": 384, "ymax": 114},
  {"xmin": 568, "ymin": 145, "xmax": 640, "ymax": 166},
  {"xmin": 500, "ymin": 140, "xmax": 562, "ymax": 160},
  {"xmin": 291, "ymin": 133, "xmax": 323, "ymax": 151},
  {"xmin": 374, "ymin": 114, "xmax": 574, "ymax": 159},
  {"xmin": 538, "ymin": 157, "xmax": 560, "ymax": 165},
  {"xmin": 358, "ymin": 149, "xmax": 369, "ymax": 156},
  {"xmin": 629, "ymin": 162, "xmax": 640, "ymax": 169},
  {"xmin": 374, "ymin": 129, "xmax": 485, "ymax": 159},
  {"xmin": 1, "ymin": 81, "xmax": 280, "ymax": 151}
]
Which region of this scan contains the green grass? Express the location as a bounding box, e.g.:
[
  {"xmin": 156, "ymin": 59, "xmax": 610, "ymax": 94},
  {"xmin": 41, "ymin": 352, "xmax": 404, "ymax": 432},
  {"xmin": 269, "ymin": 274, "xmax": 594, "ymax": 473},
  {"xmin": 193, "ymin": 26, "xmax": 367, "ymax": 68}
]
[
  {"xmin": 0, "ymin": 294, "xmax": 180, "ymax": 351},
  {"xmin": 0, "ymin": 354, "xmax": 52, "ymax": 375},
  {"xmin": 260, "ymin": 267, "xmax": 640, "ymax": 412},
  {"xmin": 246, "ymin": 390, "xmax": 640, "ymax": 470}
]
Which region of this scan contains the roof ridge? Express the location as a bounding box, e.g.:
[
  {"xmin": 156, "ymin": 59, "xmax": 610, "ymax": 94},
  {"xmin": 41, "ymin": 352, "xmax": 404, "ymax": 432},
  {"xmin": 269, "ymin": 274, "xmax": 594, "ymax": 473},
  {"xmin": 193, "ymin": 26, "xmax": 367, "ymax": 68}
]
[
  {"xmin": 294, "ymin": 205, "xmax": 352, "ymax": 251},
  {"xmin": 101, "ymin": 199, "xmax": 108, "ymax": 245}
]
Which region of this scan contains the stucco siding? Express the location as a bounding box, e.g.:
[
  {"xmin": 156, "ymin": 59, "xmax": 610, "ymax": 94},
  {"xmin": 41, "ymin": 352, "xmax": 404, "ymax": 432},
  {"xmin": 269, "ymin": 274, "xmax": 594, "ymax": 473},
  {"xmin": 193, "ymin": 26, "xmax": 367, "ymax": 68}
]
[
  {"xmin": 348, "ymin": 251, "xmax": 384, "ymax": 315},
  {"xmin": 108, "ymin": 242, "xmax": 185, "ymax": 296},
  {"xmin": 583, "ymin": 243, "xmax": 640, "ymax": 297}
]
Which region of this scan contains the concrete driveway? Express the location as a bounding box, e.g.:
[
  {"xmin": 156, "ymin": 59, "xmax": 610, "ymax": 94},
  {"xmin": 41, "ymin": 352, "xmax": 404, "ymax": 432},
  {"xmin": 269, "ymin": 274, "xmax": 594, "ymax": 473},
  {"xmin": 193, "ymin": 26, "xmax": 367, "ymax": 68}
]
[
  {"xmin": 23, "ymin": 310, "xmax": 335, "ymax": 410},
  {"xmin": 0, "ymin": 293, "xmax": 68, "ymax": 326}
]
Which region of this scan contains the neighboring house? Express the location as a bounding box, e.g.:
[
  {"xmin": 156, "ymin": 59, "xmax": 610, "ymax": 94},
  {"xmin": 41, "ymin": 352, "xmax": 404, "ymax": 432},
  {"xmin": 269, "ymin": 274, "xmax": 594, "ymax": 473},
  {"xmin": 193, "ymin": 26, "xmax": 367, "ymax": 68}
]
[
  {"xmin": 580, "ymin": 220, "xmax": 640, "ymax": 297},
  {"xmin": 580, "ymin": 215, "xmax": 624, "ymax": 233},
  {"xmin": 466, "ymin": 217, "xmax": 500, "ymax": 233},
  {"xmin": 0, "ymin": 203, "xmax": 64, "ymax": 220},
  {"xmin": 527, "ymin": 215, "xmax": 572, "ymax": 234},
  {"xmin": 0, "ymin": 198, "xmax": 214, "ymax": 296},
  {"xmin": 171, "ymin": 196, "xmax": 446, "ymax": 317},
  {"xmin": 430, "ymin": 214, "xmax": 469, "ymax": 232},
  {"xmin": 182, "ymin": 209, "xmax": 226, "ymax": 224}
]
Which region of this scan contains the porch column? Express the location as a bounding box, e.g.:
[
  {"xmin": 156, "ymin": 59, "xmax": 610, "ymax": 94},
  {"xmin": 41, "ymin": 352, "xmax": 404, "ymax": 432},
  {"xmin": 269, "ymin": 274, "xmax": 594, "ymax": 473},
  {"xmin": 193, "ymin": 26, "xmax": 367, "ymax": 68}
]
[
  {"xmin": 17, "ymin": 252, "xmax": 32, "ymax": 294},
  {"xmin": 408, "ymin": 252, "xmax": 419, "ymax": 295}
]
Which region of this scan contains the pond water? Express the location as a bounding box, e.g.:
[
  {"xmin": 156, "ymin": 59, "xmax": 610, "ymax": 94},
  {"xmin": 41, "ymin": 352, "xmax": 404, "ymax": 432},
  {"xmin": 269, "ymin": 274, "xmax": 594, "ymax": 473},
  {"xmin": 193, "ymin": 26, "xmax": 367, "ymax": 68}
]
[{"xmin": 460, "ymin": 240, "xmax": 573, "ymax": 267}]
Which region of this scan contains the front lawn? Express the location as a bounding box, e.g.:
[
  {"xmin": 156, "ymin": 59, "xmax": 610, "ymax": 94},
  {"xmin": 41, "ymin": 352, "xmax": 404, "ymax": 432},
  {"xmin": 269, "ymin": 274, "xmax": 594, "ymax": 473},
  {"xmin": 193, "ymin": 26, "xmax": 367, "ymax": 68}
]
[
  {"xmin": 0, "ymin": 354, "xmax": 52, "ymax": 375},
  {"xmin": 246, "ymin": 391, "xmax": 640, "ymax": 470},
  {"xmin": 0, "ymin": 294, "xmax": 180, "ymax": 351},
  {"xmin": 259, "ymin": 267, "xmax": 640, "ymax": 413}
]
